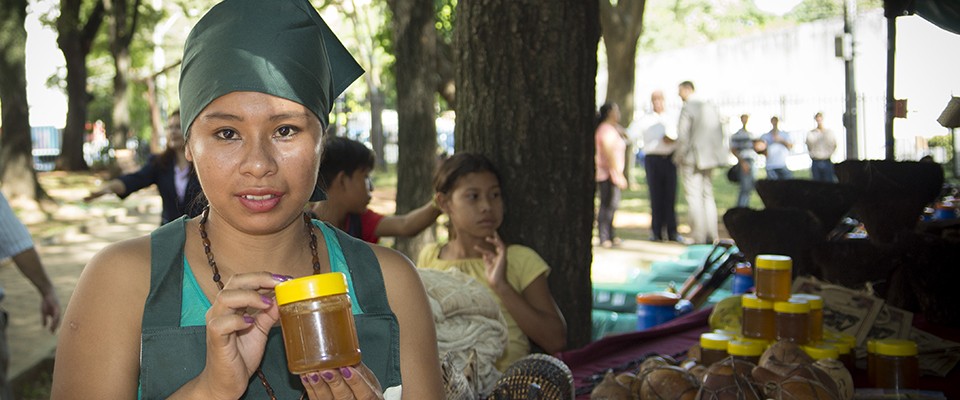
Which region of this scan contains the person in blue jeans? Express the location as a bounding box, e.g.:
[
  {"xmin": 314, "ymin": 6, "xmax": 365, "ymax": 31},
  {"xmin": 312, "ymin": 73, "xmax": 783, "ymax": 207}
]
[
  {"xmin": 760, "ymin": 116, "xmax": 794, "ymax": 180},
  {"xmin": 729, "ymin": 114, "xmax": 757, "ymax": 207}
]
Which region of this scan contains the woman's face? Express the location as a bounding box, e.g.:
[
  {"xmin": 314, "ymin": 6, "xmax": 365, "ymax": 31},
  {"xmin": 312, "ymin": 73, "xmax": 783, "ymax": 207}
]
[
  {"xmin": 185, "ymin": 91, "xmax": 323, "ymax": 231},
  {"xmin": 440, "ymin": 171, "xmax": 503, "ymax": 239}
]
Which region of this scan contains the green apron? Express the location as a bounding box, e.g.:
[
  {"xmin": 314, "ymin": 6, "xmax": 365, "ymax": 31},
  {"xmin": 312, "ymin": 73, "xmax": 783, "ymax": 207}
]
[{"xmin": 139, "ymin": 217, "xmax": 401, "ymax": 399}]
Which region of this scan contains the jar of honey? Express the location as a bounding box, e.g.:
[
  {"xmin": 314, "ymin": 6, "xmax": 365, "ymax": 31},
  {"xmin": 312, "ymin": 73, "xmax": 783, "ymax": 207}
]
[
  {"xmin": 728, "ymin": 339, "xmax": 765, "ymax": 365},
  {"xmin": 275, "ymin": 272, "xmax": 362, "ymax": 374},
  {"xmin": 775, "ymin": 299, "xmax": 810, "ymax": 345},
  {"xmin": 792, "ymin": 294, "xmax": 824, "ymax": 342},
  {"xmin": 700, "ymin": 332, "xmax": 732, "ymax": 366},
  {"xmin": 873, "ymin": 339, "xmax": 919, "ymax": 390},
  {"xmin": 823, "ymin": 338, "xmax": 856, "ymax": 371},
  {"xmin": 867, "ymin": 339, "xmax": 877, "ymax": 387},
  {"xmin": 755, "ymin": 255, "xmax": 792, "ymax": 302},
  {"xmin": 742, "ymin": 294, "xmax": 775, "ymax": 341}
]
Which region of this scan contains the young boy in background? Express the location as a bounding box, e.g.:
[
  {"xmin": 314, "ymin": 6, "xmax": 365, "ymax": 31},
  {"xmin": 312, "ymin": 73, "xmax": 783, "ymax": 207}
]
[{"xmin": 311, "ymin": 136, "xmax": 442, "ymax": 243}]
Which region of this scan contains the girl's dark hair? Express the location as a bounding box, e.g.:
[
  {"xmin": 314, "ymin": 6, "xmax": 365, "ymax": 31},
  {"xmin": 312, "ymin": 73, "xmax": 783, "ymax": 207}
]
[
  {"xmin": 433, "ymin": 152, "xmax": 501, "ymax": 195},
  {"xmin": 597, "ymin": 102, "xmax": 617, "ymax": 128},
  {"xmin": 318, "ymin": 136, "xmax": 376, "ymax": 190}
]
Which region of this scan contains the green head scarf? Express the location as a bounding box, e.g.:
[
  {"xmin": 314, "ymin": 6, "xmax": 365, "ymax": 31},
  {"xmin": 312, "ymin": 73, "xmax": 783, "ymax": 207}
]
[{"xmin": 179, "ymin": 0, "xmax": 363, "ymax": 201}]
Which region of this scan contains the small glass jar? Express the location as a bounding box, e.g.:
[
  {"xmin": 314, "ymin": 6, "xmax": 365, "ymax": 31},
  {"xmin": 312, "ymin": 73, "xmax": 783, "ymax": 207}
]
[
  {"xmin": 275, "ymin": 272, "xmax": 362, "ymax": 374},
  {"xmin": 731, "ymin": 262, "xmax": 754, "ymax": 295},
  {"xmin": 873, "ymin": 339, "xmax": 919, "ymax": 391},
  {"xmin": 728, "ymin": 339, "xmax": 765, "ymax": 365},
  {"xmin": 775, "ymin": 299, "xmax": 810, "ymax": 345},
  {"xmin": 755, "ymin": 255, "xmax": 792, "ymax": 302},
  {"xmin": 803, "ymin": 343, "xmax": 840, "ymax": 361},
  {"xmin": 700, "ymin": 332, "xmax": 732, "ymax": 366},
  {"xmin": 792, "ymin": 294, "xmax": 824, "ymax": 342},
  {"xmin": 742, "ymin": 294, "xmax": 776, "ymax": 341},
  {"xmin": 635, "ymin": 292, "xmax": 680, "ymax": 330}
]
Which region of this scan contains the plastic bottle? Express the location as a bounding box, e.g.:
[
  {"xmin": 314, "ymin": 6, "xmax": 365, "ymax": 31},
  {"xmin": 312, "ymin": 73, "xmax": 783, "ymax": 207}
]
[
  {"xmin": 275, "ymin": 272, "xmax": 362, "ymax": 374},
  {"xmin": 873, "ymin": 339, "xmax": 919, "ymax": 390},
  {"xmin": 755, "ymin": 255, "xmax": 792, "ymax": 302},
  {"xmin": 775, "ymin": 298, "xmax": 811, "ymax": 345},
  {"xmin": 741, "ymin": 294, "xmax": 775, "ymax": 341}
]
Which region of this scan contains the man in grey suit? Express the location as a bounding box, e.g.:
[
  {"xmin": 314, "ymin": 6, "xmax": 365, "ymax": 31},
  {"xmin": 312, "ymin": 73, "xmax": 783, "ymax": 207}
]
[{"xmin": 673, "ymin": 81, "xmax": 728, "ymax": 244}]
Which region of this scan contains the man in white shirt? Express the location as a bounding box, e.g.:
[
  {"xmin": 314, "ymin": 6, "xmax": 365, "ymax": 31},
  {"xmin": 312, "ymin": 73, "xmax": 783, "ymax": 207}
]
[
  {"xmin": 806, "ymin": 112, "xmax": 838, "ymax": 182},
  {"xmin": 760, "ymin": 116, "xmax": 794, "ymax": 180},
  {"xmin": 640, "ymin": 90, "xmax": 681, "ymax": 242}
]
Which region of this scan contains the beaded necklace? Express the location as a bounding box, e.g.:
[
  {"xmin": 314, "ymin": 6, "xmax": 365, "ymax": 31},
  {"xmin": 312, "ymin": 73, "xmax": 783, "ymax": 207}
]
[{"xmin": 198, "ymin": 207, "xmax": 321, "ymax": 399}]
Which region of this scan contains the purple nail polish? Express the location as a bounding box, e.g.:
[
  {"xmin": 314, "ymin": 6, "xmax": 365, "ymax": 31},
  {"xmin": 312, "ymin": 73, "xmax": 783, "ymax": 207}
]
[
  {"xmin": 339, "ymin": 367, "xmax": 352, "ymax": 379},
  {"xmin": 272, "ymin": 274, "xmax": 289, "ymax": 282},
  {"xmin": 313, "ymin": 372, "xmax": 325, "ymax": 383},
  {"xmin": 242, "ymin": 315, "xmax": 255, "ymax": 324},
  {"xmin": 261, "ymin": 294, "xmax": 273, "ymax": 305},
  {"xmin": 301, "ymin": 375, "xmax": 309, "ymax": 383}
]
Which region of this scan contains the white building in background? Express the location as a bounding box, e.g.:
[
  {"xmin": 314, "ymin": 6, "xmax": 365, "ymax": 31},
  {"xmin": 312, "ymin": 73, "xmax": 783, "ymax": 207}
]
[{"xmin": 623, "ymin": 10, "xmax": 960, "ymax": 163}]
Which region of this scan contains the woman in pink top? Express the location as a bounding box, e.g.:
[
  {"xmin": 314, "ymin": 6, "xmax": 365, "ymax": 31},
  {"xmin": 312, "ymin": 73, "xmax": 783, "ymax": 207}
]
[{"xmin": 594, "ymin": 102, "xmax": 628, "ymax": 248}]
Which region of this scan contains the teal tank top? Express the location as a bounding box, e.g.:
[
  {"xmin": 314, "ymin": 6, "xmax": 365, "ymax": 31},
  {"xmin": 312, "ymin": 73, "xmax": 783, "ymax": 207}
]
[{"xmin": 180, "ymin": 221, "xmax": 360, "ymax": 325}]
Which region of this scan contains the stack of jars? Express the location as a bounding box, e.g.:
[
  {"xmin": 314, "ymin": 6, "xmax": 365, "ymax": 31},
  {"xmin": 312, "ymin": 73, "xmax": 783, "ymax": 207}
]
[{"xmin": 741, "ymin": 255, "xmax": 824, "ymax": 345}]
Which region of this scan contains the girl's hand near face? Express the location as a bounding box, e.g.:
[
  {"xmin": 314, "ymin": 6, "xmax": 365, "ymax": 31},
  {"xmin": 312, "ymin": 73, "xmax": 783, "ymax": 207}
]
[
  {"xmin": 196, "ymin": 272, "xmax": 284, "ymax": 399},
  {"xmin": 476, "ymin": 232, "xmax": 508, "ymax": 289},
  {"xmin": 301, "ymin": 364, "xmax": 383, "ymax": 400}
]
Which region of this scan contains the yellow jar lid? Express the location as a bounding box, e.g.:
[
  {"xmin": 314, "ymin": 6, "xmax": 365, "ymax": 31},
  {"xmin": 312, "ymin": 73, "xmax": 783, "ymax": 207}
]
[
  {"xmin": 867, "ymin": 339, "xmax": 877, "ymax": 353},
  {"xmin": 875, "ymin": 339, "xmax": 918, "ymax": 357},
  {"xmin": 774, "ymin": 299, "xmax": 810, "ymax": 314},
  {"xmin": 701, "ymin": 332, "xmax": 732, "ymax": 350},
  {"xmin": 822, "ymin": 339, "xmax": 852, "ymax": 354},
  {"xmin": 803, "ymin": 343, "xmax": 840, "ymax": 360},
  {"xmin": 713, "ymin": 329, "xmax": 741, "ymax": 338},
  {"xmin": 728, "ymin": 340, "xmax": 765, "ymax": 357},
  {"xmin": 755, "ymin": 254, "xmax": 792, "ymax": 270},
  {"xmin": 275, "ymin": 272, "xmax": 348, "ymax": 306},
  {"xmin": 742, "ymin": 294, "xmax": 774, "ymax": 309},
  {"xmin": 791, "ymin": 294, "xmax": 823, "ymax": 310}
]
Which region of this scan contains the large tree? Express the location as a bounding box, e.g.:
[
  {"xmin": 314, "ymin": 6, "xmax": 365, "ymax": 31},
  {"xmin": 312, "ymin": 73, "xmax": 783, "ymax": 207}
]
[
  {"xmin": 56, "ymin": 0, "xmax": 106, "ymax": 171},
  {"xmin": 104, "ymin": 0, "xmax": 143, "ymax": 149},
  {"xmin": 387, "ymin": 0, "xmax": 440, "ymax": 259},
  {"xmin": 0, "ymin": 0, "xmax": 47, "ymax": 202},
  {"xmin": 600, "ymin": 0, "xmax": 646, "ymax": 125},
  {"xmin": 455, "ymin": 0, "xmax": 600, "ymax": 348}
]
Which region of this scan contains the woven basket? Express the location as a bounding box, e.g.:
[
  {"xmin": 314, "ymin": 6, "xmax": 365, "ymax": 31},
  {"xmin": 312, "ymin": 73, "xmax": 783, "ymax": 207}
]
[{"xmin": 485, "ymin": 354, "xmax": 574, "ymax": 400}]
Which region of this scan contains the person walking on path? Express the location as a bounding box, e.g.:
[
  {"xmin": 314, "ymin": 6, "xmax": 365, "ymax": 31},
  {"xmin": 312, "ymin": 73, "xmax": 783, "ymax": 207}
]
[
  {"xmin": 0, "ymin": 192, "xmax": 61, "ymax": 400},
  {"xmin": 673, "ymin": 81, "xmax": 728, "ymax": 245},
  {"xmin": 760, "ymin": 116, "xmax": 794, "ymax": 180},
  {"xmin": 806, "ymin": 112, "xmax": 838, "ymax": 182},
  {"xmin": 594, "ymin": 102, "xmax": 629, "ymax": 248},
  {"xmin": 84, "ymin": 110, "xmax": 203, "ymax": 225},
  {"xmin": 640, "ymin": 91, "xmax": 681, "ymax": 242},
  {"xmin": 729, "ymin": 114, "xmax": 757, "ymax": 208}
]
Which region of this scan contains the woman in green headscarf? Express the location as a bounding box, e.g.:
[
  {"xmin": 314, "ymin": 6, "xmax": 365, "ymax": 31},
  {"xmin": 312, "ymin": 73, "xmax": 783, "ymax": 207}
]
[{"xmin": 50, "ymin": 0, "xmax": 443, "ymax": 398}]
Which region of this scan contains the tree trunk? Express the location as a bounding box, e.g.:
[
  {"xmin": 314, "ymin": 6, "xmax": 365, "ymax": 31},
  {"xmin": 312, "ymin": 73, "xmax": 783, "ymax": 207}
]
[
  {"xmin": 56, "ymin": 0, "xmax": 105, "ymax": 171},
  {"xmin": 0, "ymin": 0, "xmax": 47, "ymax": 202},
  {"xmin": 600, "ymin": 0, "xmax": 646, "ymax": 184},
  {"xmin": 387, "ymin": 0, "xmax": 439, "ymax": 260},
  {"xmin": 370, "ymin": 90, "xmax": 386, "ymax": 171},
  {"xmin": 106, "ymin": 0, "xmax": 140, "ymax": 150},
  {"xmin": 455, "ymin": 0, "xmax": 600, "ymax": 350}
]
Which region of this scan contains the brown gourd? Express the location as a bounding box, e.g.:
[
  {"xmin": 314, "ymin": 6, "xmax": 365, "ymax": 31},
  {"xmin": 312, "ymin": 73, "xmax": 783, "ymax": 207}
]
[{"xmin": 638, "ymin": 365, "xmax": 699, "ymax": 400}]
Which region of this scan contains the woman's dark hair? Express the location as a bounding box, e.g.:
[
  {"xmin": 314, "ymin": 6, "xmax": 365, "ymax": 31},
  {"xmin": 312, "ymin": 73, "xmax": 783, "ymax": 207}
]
[
  {"xmin": 318, "ymin": 136, "xmax": 376, "ymax": 190},
  {"xmin": 597, "ymin": 102, "xmax": 617, "ymax": 128},
  {"xmin": 433, "ymin": 152, "xmax": 502, "ymax": 195}
]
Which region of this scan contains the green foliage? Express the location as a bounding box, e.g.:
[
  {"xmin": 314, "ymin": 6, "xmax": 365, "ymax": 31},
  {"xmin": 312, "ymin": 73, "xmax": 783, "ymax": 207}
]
[
  {"xmin": 640, "ymin": 0, "xmax": 882, "ymax": 52},
  {"xmin": 929, "ymin": 134, "xmax": 954, "ymax": 163}
]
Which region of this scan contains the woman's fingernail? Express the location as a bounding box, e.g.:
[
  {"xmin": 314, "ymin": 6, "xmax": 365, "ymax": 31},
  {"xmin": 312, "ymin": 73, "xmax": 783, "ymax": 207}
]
[
  {"xmin": 321, "ymin": 371, "xmax": 334, "ymax": 382},
  {"xmin": 272, "ymin": 274, "xmax": 289, "ymax": 282},
  {"xmin": 242, "ymin": 315, "xmax": 255, "ymax": 324},
  {"xmin": 301, "ymin": 375, "xmax": 310, "ymax": 383},
  {"xmin": 261, "ymin": 295, "xmax": 273, "ymax": 305},
  {"xmin": 339, "ymin": 367, "xmax": 352, "ymax": 379}
]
